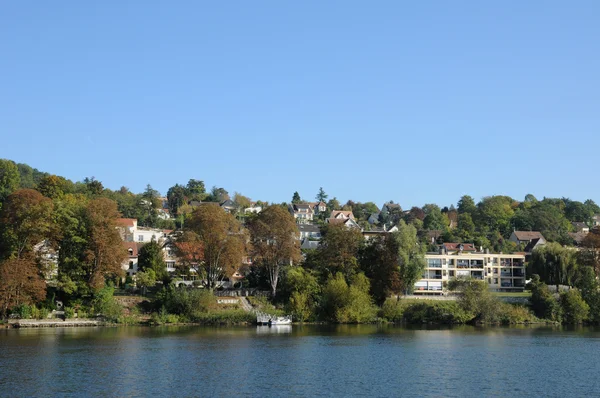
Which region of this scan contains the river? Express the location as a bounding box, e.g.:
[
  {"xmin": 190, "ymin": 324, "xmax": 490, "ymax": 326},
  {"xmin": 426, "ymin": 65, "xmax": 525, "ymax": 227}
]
[{"xmin": 1, "ymin": 325, "xmax": 599, "ymax": 397}]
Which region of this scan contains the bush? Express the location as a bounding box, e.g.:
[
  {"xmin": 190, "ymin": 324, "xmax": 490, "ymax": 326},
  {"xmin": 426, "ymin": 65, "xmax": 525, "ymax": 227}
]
[
  {"xmin": 381, "ymin": 298, "xmax": 404, "ymax": 322},
  {"xmin": 156, "ymin": 287, "xmax": 214, "ymax": 319},
  {"xmin": 560, "ymin": 289, "xmax": 589, "ymax": 324},
  {"xmin": 64, "ymin": 307, "xmax": 75, "ymax": 319},
  {"xmin": 91, "ymin": 286, "xmax": 123, "ymax": 322},
  {"xmin": 497, "ymin": 303, "xmax": 536, "ymax": 324},
  {"xmin": 12, "ymin": 304, "xmax": 32, "ymax": 319},
  {"xmin": 529, "ymin": 275, "xmax": 560, "ymax": 321},
  {"xmin": 320, "ymin": 273, "xmax": 377, "ymax": 323},
  {"xmin": 401, "ymin": 301, "xmax": 473, "ymax": 324}
]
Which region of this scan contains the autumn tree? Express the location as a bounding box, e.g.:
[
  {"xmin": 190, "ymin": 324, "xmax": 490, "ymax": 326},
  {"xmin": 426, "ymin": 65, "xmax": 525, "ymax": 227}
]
[
  {"xmin": 84, "ymin": 198, "xmax": 127, "ymax": 290},
  {"xmin": 38, "ymin": 174, "xmax": 68, "ymax": 199},
  {"xmin": 182, "ymin": 204, "xmax": 246, "ymax": 289},
  {"xmin": 247, "ymin": 205, "xmax": 300, "ymax": 296},
  {"xmin": 0, "ymin": 189, "xmax": 54, "ymax": 260},
  {"xmin": 0, "ymin": 257, "xmax": 46, "ymax": 316}
]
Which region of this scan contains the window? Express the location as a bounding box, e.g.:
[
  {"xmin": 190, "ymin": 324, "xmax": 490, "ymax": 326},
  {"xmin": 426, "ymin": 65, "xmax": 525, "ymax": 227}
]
[
  {"xmin": 138, "ymin": 235, "xmax": 144, "ymax": 242},
  {"xmin": 449, "ymin": 271, "xmax": 454, "ymax": 277},
  {"xmin": 129, "ymin": 261, "xmax": 134, "ymax": 270}
]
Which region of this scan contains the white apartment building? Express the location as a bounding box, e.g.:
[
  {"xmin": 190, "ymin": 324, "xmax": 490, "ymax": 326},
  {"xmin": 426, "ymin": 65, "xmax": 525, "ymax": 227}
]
[{"xmin": 414, "ymin": 245, "xmax": 526, "ymax": 294}]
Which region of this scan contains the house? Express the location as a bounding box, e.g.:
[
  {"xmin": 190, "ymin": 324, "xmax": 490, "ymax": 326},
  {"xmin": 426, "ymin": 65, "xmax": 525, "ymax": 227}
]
[
  {"xmin": 220, "ymin": 199, "xmax": 237, "ymax": 213},
  {"xmin": 570, "ymin": 232, "xmax": 588, "ymax": 246},
  {"xmin": 509, "ymin": 231, "xmax": 546, "ymax": 249},
  {"xmin": 300, "ymin": 238, "xmax": 320, "ymax": 250},
  {"xmin": 244, "ymin": 202, "xmax": 263, "ymax": 214},
  {"xmin": 326, "ymin": 217, "xmax": 361, "ymax": 230},
  {"xmin": 362, "ymin": 224, "xmax": 398, "ymax": 241},
  {"xmin": 593, "ymin": 215, "xmax": 600, "ymax": 227},
  {"xmin": 307, "ymin": 201, "xmax": 327, "ymax": 214},
  {"xmin": 572, "ymin": 222, "xmax": 590, "ymax": 233},
  {"xmin": 157, "ymin": 208, "xmax": 172, "ymax": 220},
  {"xmin": 414, "ymin": 249, "xmax": 526, "ymax": 294},
  {"xmin": 289, "ymin": 204, "xmax": 314, "ymax": 224},
  {"xmin": 367, "ymin": 212, "xmax": 380, "ymax": 225},
  {"xmin": 330, "ymin": 210, "xmax": 355, "ymax": 220},
  {"xmin": 297, "ymin": 224, "xmax": 321, "ymax": 240},
  {"xmin": 122, "ymin": 241, "xmax": 143, "ymax": 277}
]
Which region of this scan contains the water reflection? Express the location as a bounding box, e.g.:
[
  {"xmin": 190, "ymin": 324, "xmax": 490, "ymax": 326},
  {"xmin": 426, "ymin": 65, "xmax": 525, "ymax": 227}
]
[{"xmin": 256, "ymin": 325, "xmax": 293, "ymax": 334}]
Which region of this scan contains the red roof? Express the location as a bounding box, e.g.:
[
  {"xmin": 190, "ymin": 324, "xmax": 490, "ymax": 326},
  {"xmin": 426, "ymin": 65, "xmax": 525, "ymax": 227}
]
[
  {"xmin": 117, "ymin": 218, "xmax": 136, "ymax": 227},
  {"xmin": 443, "ymin": 243, "xmax": 477, "ymax": 252},
  {"xmin": 123, "ymin": 241, "xmax": 139, "ymax": 257}
]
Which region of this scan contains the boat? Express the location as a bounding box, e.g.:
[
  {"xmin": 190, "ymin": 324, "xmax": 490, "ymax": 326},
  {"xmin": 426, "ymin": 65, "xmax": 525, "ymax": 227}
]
[
  {"xmin": 268, "ymin": 316, "xmax": 292, "ymax": 326},
  {"xmin": 256, "ymin": 312, "xmax": 292, "ymax": 326}
]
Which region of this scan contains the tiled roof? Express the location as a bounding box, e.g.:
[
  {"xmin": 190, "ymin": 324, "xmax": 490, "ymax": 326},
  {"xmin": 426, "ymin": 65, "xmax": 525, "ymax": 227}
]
[
  {"xmin": 117, "ymin": 218, "xmax": 136, "ymax": 227},
  {"xmin": 442, "ymin": 242, "xmax": 477, "ymax": 252},
  {"xmin": 330, "ymin": 210, "xmax": 354, "ymax": 219},
  {"xmin": 512, "ymin": 231, "xmax": 545, "ymax": 241},
  {"xmin": 123, "ymin": 241, "xmax": 139, "ymax": 257}
]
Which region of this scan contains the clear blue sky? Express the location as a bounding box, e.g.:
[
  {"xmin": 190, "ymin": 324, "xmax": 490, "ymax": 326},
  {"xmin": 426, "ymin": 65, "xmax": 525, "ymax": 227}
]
[{"xmin": 1, "ymin": 1, "xmax": 599, "ymax": 208}]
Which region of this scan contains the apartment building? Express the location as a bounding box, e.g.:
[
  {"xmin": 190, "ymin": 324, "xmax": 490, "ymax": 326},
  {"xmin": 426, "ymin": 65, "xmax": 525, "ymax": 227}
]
[{"xmin": 414, "ymin": 244, "xmax": 526, "ymax": 294}]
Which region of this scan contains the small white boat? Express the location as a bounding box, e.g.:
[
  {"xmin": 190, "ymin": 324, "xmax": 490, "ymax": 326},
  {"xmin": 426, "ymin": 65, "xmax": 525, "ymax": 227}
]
[{"xmin": 268, "ymin": 316, "xmax": 292, "ymax": 326}]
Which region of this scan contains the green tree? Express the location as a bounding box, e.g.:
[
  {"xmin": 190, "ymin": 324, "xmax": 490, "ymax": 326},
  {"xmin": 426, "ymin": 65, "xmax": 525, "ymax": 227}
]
[
  {"xmin": 315, "ymin": 187, "xmax": 328, "ymax": 202},
  {"xmin": 476, "ymin": 195, "xmax": 516, "ymax": 236},
  {"xmin": 0, "ymin": 159, "xmax": 20, "ymax": 205},
  {"xmin": 281, "ymin": 267, "xmax": 320, "ymax": 321},
  {"xmin": 327, "ymin": 197, "xmax": 340, "ymax": 212},
  {"xmin": 137, "ymin": 239, "xmax": 167, "ymax": 281},
  {"xmin": 320, "ymin": 272, "xmax": 376, "ymax": 323},
  {"xmin": 359, "ymin": 234, "xmax": 401, "ymax": 305},
  {"xmin": 456, "ymin": 213, "xmax": 476, "ymax": 240},
  {"xmin": 247, "ymin": 205, "xmax": 300, "ymax": 296},
  {"xmin": 530, "ymin": 243, "xmax": 579, "ymax": 290},
  {"xmin": 166, "ymin": 184, "xmax": 187, "ymax": 216},
  {"xmin": 560, "ymin": 289, "xmax": 589, "ymax": 324},
  {"xmin": 447, "ymin": 278, "xmax": 500, "ymax": 323},
  {"xmin": 423, "ymin": 204, "xmax": 446, "ymax": 231},
  {"xmin": 529, "ymin": 274, "xmax": 560, "ymax": 321},
  {"xmin": 395, "ymin": 220, "xmax": 427, "ymax": 294},
  {"xmin": 291, "ymin": 191, "xmax": 302, "ymax": 204},
  {"xmin": 457, "ymin": 195, "xmax": 477, "ymax": 215},
  {"xmin": 37, "ymin": 175, "xmax": 68, "ymax": 199},
  {"xmin": 576, "ymin": 266, "xmax": 600, "ymax": 323}
]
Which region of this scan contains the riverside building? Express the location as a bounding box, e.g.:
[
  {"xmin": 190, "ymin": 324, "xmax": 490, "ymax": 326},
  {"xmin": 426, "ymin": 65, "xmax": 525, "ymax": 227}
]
[{"xmin": 414, "ymin": 243, "xmax": 526, "ymax": 295}]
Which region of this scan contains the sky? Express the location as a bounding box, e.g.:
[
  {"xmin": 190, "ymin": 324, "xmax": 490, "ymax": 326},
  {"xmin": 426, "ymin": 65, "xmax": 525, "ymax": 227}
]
[{"xmin": 1, "ymin": 1, "xmax": 599, "ymax": 208}]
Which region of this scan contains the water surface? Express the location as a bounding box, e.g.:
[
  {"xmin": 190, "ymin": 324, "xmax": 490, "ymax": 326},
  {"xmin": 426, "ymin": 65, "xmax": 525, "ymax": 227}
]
[{"xmin": 1, "ymin": 325, "xmax": 599, "ymax": 397}]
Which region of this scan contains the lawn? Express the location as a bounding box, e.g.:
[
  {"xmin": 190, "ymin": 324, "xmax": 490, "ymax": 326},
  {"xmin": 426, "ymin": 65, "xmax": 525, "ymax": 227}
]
[{"xmin": 492, "ymin": 291, "xmax": 532, "ymax": 298}]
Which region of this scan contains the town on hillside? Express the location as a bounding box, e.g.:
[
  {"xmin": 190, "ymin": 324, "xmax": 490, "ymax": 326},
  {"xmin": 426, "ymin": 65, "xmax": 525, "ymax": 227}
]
[{"xmin": 1, "ymin": 159, "xmax": 600, "ymax": 325}]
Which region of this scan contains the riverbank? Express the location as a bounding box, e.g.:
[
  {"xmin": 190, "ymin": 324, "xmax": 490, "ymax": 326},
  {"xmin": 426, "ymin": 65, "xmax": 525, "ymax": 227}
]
[{"xmin": 7, "ymin": 319, "xmax": 108, "ymax": 328}]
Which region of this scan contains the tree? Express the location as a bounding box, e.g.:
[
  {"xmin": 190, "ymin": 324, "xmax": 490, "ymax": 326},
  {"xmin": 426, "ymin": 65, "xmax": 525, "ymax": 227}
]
[
  {"xmin": 423, "ymin": 204, "xmax": 446, "ymax": 231},
  {"xmin": 137, "ymin": 239, "xmax": 167, "ymax": 280},
  {"xmin": 84, "ymin": 177, "xmax": 104, "ymax": 196},
  {"xmin": 0, "ymin": 189, "xmax": 54, "ymax": 260},
  {"xmin": 83, "ymin": 198, "xmax": 127, "ymax": 290},
  {"xmin": 359, "ymin": 234, "xmax": 401, "ymax": 305},
  {"xmin": 209, "ymin": 186, "xmax": 229, "ymax": 203},
  {"xmin": 166, "ymin": 184, "xmax": 187, "ymax": 216},
  {"xmin": 457, "ymin": 195, "xmax": 477, "ymax": 215},
  {"xmin": 136, "ymin": 269, "xmax": 157, "ymax": 296},
  {"xmin": 280, "ymin": 267, "xmax": 320, "ymax": 321},
  {"xmin": 560, "ymin": 289, "xmax": 589, "ymax": 324},
  {"xmin": 182, "ymin": 204, "xmax": 246, "ymax": 289},
  {"xmin": 315, "ymin": 187, "xmax": 328, "ymax": 202},
  {"xmin": 476, "ymin": 195, "xmax": 516, "ymax": 236},
  {"xmin": 291, "ymin": 191, "xmax": 302, "ymax": 204},
  {"xmin": 186, "ymin": 179, "xmax": 206, "ymax": 199},
  {"xmin": 327, "ymin": 197, "xmax": 341, "ymax": 212},
  {"xmin": 529, "ymin": 274, "xmax": 560, "ymax": 321},
  {"xmin": 37, "ymin": 175, "xmax": 68, "ymax": 199},
  {"xmin": 0, "ymin": 257, "xmax": 46, "ymax": 316},
  {"xmin": 394, "ymin": 220, "xmax": 427, "ymax": 294},
  {"xmin": 317, "ymin": 223, "xmax": 364, "ymax": 281},
  {"xmin": 579, "ymin": 227, "xmax": 600, "ymax": 275},
  {"xmin": 320, "ymin": 272, "xmax": 376, "ymax": 323},
  {"xmin": 456, "ymin": 213, "xmax": 475, "ymax": 240},
  {"xmin": 530, "ymin": 242, "xmax": 579, "ymax": 290},
  {"xmin": 0, "ymin": 159, "xmax": 21, "ymax": 205},
  {"xmin": 447, "ymin": 278, "xmax": 500, "ymax": 323},
  {"xmin": 247, "ymin": 205, "xmax": 300, "ymax": 296},
  {"xmin": 233, "ymin": 192, "xmax": 252, "ymax": 211}
]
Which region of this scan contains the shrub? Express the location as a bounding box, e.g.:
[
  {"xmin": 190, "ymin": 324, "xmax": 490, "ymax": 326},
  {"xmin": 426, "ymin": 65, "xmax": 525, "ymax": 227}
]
[
  {"xmin": 401, "ymin": 301, "xmax": 473, "ymax": 324},
  {"xmin": 381, "ymin": 298, "xmax": 404, "ymax": 322},
  {"xmin": 529, "ymin": 275, "xmax": 560, "ymax": 321},
  {"xmin": 64, "ymin": 307, "xmax": 75, "ymax": 319},
  {"xmin": 560, "ymin": 289, "xmax": 589, "ymax": 324},
  {"xmin": 91, "ymin": 286, "xmax": 123, "ymax": 322},
  {"xmin": 12, "ymin": 304, "xmax": 32, "ymax": 319},
  {"xmin": 320, "ymin": 273, "xmax": 377, "ymax": 323}
]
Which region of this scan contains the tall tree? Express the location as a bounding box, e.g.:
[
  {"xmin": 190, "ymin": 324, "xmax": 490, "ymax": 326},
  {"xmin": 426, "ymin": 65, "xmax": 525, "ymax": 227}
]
[
  {"xmin": 317, "ymin": 223, "xmax": 364, "ymax": 281},
  {"xmin": 359, "ymin": 234, "xmax": 401, "ymax": 305},
  {"xmin": 530, "ymin": 242, "xmax": 579, "ymax": 290},
  {"xmin": 182, "ymin": 204, "xmax": 246, "ymax": 289},
  {"xmin": 0, "ymin": 189, "xmax": 54, "ymax": 260},
  {"xmin": 457, "ymin": 195, "xmax": 477, "ymax": 215},
  {"xmin": 84, "ymin": 198, "xmax": 127, "ymax": 290},
  {"xmin": 247, "ymin": 205, "xmax": 300, "ymax": 296},
  {"xmin": 166, "ymin": 184, "xmax": 188, "ymax": 216},
  {"xmin": 315, "ymin": 187, "xmax": 328, "ymax": 202},
  {"xmin": 291, "ymin": 191, "xmax": 302, "ymax": 204},
  {"xmin": 394, "ymin": 220, "xmax": 427, "ymax": 294},
  {"xmin": 37, "ymin": 175, "xmax": 68, "ymax": 199}
]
